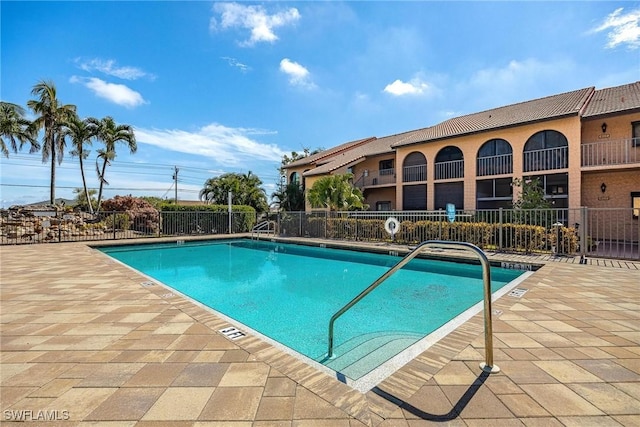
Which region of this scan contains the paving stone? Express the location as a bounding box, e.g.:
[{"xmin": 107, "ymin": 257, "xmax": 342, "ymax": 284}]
[{"xmin": 142, "ymin": 387, "xmax": 214, "ymax": 420}]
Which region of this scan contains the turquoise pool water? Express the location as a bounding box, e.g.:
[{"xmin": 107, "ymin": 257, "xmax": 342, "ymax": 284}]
[{"xmin": 100, "ymin": 239, "xmax": 523, "ymax": 382}]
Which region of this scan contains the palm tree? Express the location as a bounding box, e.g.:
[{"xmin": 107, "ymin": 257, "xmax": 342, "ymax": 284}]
[
  {"xmin": 27, "ymin": 80, "xmax": 76, "ymax": 204},
  {"xmin": 63, "ymin": 114, "xmax": 96, "ymax": 213},
  {"xmin": 271, "ymin": 182, "xmax": 305, "ymax": 211},
  {"xmin": 0, "ymin": 101, "xmax": 38, "ymax": 157},
  {"xmin": 200, "ymin": 171, "xmax": 268, "ymax": 213},
  {"xmin": 89, "ymin": 116, "xmax": 136, "ymax": 213},
  {"xmin": 307, "ymin": 173, "xmax": 366, "ymax": 211}
]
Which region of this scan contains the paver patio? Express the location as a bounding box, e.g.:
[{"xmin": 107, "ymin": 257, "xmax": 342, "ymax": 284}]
[{"xmin": 1, "ymin": 238, "xmax": 639, "ymax": 426}]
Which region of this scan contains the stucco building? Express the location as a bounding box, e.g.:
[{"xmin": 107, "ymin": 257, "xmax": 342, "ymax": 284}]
[{"xmin": 284, "ymin": 81, "xmax": 640, "ymax": 218}]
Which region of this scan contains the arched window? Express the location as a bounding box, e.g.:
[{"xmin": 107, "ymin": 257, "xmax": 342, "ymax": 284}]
[
  {"xmin": 477, "ymin": 139, "xmax": 513, "ymax": 176},
  {"xmin": 523, "ymin": 130, "xmax": 568, "ymax": 172},
  {"xmin": 289, "ymin": 172, "xmax": 301, "ymax": 186},
  {"xmin": 435, "ymin": 146, "xmax": 463, "ymax": 179},
  {"xmin": 402, "ymin": 152, "xmax": 427, "ymax": 182}
]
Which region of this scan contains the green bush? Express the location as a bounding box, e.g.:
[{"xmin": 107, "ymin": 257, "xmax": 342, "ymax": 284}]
[{"xmin": 104, "ymin": 213, "xmax": 131, "ymax": 231}]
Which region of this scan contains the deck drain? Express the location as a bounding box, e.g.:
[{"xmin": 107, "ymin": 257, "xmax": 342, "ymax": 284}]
[
  {"xmin": 508, "ymin": 288, "xmax": 529, "ymax": 298},
  {"xmin": 219, "ymin": 326, "xmax": 246, "ymax": 340},
  {"xmin": 141, "ymin": 281, "xmax": 156, "ymax": 287}
]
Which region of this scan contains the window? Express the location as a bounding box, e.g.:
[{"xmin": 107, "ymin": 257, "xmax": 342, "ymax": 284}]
[
  {"xmin": 477, "ymin": 139, "xmax": 513, "ymax": 176},
  {"xmin": 523, "ymin": 130, "xmax": 569, "ymax": 172},
  {"xmin": 379, "ymin": 159, "xmax": 394, "ymax": 176},
  {"xmin": 376, "ymin": 201, "xmax": 392, "ymax": 211},
  {"xmin": 633, "ymin": 192, "xmax": 640, "ymax": 219},
  {"xmin": 633, "ymin": 122, "xmax": 640, "ymax": 147}
]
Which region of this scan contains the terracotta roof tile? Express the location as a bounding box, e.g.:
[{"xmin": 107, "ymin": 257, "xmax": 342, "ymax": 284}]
[
  {"xmin": 582, "ymin": 81, "xmax": 640, "ymax": 117},
  {"xmin": 303, "ymin": 131, "xmax": 416, "ymax": 176},
  {"xmin": 285, "ymin": 136, "xmax": 375, "ymax": 168},
  {"xmin": 393, "ymin": 87, "xmax": 594, "ymax": 147}
]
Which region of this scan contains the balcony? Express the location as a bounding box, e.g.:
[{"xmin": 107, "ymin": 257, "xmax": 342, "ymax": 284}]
[
  {"xmin": 477, "ymin": 153, "xmax": 513, "ymax": 176},
  {"xmin": 402, "ymin": 164, "xmax": 426, "ymax": 182},
  {"xmin": 435, "ymin": 159, "xmax": 464, "ymax": 180},
  {"xmin": 523, "ymin": 146, "xmax": 568, "ymax": 172},
  {"xmin": 581, "ymin": 138, "xmax": 640, "ymax": 168},
  {"xmin": 355, "ymin": 168, "xmax": 396, "ymax": 189}
]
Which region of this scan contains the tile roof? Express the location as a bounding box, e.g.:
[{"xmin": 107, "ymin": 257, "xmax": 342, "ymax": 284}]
[
  {"xmin": 303, "ymin": 131, "xmax": 417, "ymax": 176},
  {"xmin": 392, "ymin": 87, "xmax": 594, "ymax": 148},
  {"xmin": 285, "ymin": 136, "xmax": 375, "ymax": 168},
  {"xmin": 581, "ymin": 81, "xmax": 640, "ymax": 117}
]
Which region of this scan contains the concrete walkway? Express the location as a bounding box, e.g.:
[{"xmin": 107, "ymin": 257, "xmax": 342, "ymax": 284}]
[{"xmin": 1, "ymin": 239, "xmax": 639, "ymax": 426}]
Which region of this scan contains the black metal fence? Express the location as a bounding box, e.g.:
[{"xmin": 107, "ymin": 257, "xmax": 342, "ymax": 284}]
[{"xmin": 2, "ymin": 208, "xmax": 638, "ymax": 260}]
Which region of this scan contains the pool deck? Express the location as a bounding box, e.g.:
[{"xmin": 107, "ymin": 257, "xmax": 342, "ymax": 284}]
[{"xmin": 1, "ymin": 237, "xmax": 639, "ymax": 426}]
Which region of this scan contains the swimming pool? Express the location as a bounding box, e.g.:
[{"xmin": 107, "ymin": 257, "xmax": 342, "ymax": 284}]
[{"xmin": 100, "ymin": 239, "xmax": 527, "ymax": 389}]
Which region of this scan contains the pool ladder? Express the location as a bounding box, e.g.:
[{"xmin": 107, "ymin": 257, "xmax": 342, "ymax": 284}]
[
  {"xmin": 327, "ymin": 240, "xmax": 500, "ymax": 373},
  {"xmin": 251, "ymin": 220, "xmax": 277, "ymax": 240}
]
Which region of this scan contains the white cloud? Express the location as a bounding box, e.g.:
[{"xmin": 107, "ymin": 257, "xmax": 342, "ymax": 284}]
[
  {"xmin": 450, "ymin": 58, "xmax": 574, "ymax": 112},
  {"xmin": 467, "ymin": 59, "xmax": 572, "ymax": 90},
  {"xmin": 384, "ymin": 78, "xmax": 430, "ymax": 96},
  {"xmin": 70, "ymin": 76, "xmax": 147, "ymax": 108},
  {"xmin": 591, "ymin": 7, "xmax": 640, "ymax": 49},
  {"xmin": 210, "ymin": 2, "xmax": 300, "ymax": 47},
  {"xmin": 221, "ymin": 56, "xmax": 251, "ymax": 73},
  {"xmin": 75, "ymin": 58, "xmax": 154, "ymax": 80},
  {"xmin": 136, "ymin": 123, "xmax": 286, "ymax": 166},
  {"xmin": 279, "ymin": 58, "xmax": 315, "ymax": 89}
]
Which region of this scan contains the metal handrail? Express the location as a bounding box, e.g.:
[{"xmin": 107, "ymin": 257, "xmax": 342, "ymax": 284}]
[
  {"xmin": 326, "ymin": 240, "xmax": 499, "ymax": 373},
  {"xmin": 251, "ymin": 220, "xmax": 276, "ymax": 239}
]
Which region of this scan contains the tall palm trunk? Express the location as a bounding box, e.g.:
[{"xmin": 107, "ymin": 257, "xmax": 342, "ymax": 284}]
[
  {"xmin": 96, "ymin": 158, "xmax": 109, "ymax": 213},
  {"xmin": 79, "ymin": 155, "xmax": 93, "ymax": 214}
]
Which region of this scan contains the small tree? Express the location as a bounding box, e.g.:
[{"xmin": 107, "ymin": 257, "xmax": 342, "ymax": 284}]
[
  {"xmin": 101, "ymin": 195, "xmax": 160, "ymax": 234},
  {"xmin": 271, "ymin": 182, "xmax": 305, "ymax": 211},
  {"xmin": 307, "ymin": 174, "xmax": 367, "ymax": 211},
  {"xmin": 512, "ymin": 177, "xmax": 550, "ymax": 210},
  {"xmin": 512, "ymin": 177, "xmax": 551, "ymax": 226},
  {"xmin": 72, "ymin": 188, "xmax": 97, "ymax": 212}
]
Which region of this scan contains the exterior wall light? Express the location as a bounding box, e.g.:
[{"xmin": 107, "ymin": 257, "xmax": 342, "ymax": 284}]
[
  {"xmin": 601, "ymin": 122, "xmax": 607, "ymax": 133},
  {"xmin": 601, "ymin": 182, "xmax": 607, "ymax": 193}
]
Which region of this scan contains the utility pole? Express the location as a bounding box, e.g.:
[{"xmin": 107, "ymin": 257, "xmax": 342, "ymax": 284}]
[{"xmin": 172, "ymin": 166, "xmax": 179, "ymax": 204}]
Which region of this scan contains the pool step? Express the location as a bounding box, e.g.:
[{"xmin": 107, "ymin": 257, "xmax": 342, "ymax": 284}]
[{"xmin": 323, "ymin": 331, "xmax": 423, "ymax": 380}]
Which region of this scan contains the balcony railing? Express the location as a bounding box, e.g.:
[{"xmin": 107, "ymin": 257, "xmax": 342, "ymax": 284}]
[
  {"xmin": 435, "ymin": 159, "xmax": 464, "ymax": 180},
  {"xmin": 402, "ymin": 164, "xmax": 426, "ymax": 182},
  {"xmin": 477, "ymin": 153, "xmax": 513, "ymax": 176},
  {"xmin": 523, "ymin": 146, "xmax": 568, "ymax": 172},
  {"xmin": 581, "ymin": 138, "xmax": 640, "ymax": 167},
  {"xmin": 355, "ymin": 168, "xmax": 396, "ymax": 188}
]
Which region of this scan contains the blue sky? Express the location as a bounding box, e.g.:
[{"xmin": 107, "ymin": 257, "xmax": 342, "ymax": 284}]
[{"xmin": 1, "ymin": 1, "xmax": 638, "ymax": 208}]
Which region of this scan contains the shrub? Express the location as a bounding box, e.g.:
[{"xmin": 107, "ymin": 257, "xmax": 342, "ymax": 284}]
[
  {"xmin": 104, "ymin": 213, "xmax": 131, "ymax": 231},
  {"xmin": 101, "ymin": 196, "xmax": 160, "ymax": 234}
]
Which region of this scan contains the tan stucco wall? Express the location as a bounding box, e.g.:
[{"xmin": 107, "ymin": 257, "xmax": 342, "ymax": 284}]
[
  {"xmin": 581, "ymin": 112, "xmax": 640, "ymax": 142},
  {"xmin": 582, "ymin": 170, "xmax": 640, "ymax": 209},
  {"xmin": 363, "ymin": 187, "xmax": 396, "ymax": 211}
]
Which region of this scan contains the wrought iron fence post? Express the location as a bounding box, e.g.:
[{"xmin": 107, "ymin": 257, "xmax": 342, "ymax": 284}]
[
  {"xmin": 324, "ymin": 211, "xmax": 327, "ymax": 239},
  {"xmin": 498, "ymin": 208, "xmax": 503, "ymax": 252},
  {"xmin": 299, "ymin": 212, "xmax": 302, "ymax": 237},
  {"xmin": 580, "ymin": 207, "xmax": 587, "ymax": 256},
  {"xmin": 112, "ymin": 212, "xmax": 116, "ymax": 240}
]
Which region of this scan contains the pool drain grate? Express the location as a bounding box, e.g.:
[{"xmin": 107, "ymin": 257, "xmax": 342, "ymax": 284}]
[
  {"xmin": 141, "ymin": 281, "xmax": 156, "ymax": 287},
  {"xmin": 219, "ymin": 326, "xmax": 246, "ymax": 340},
  {"xmin": 508, "ymin": 288, "xmax": 529, "ymax": 298}
]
